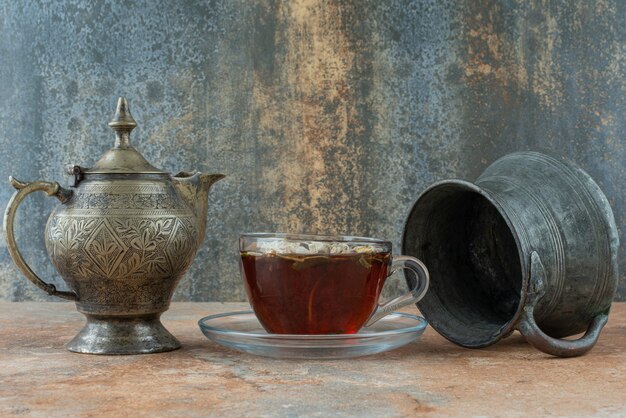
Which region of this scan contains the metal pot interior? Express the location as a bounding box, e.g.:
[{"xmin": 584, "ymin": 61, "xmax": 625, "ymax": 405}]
[{"xmin": 403, "ymin": 182, "xmax": 524, "ymax": 347}]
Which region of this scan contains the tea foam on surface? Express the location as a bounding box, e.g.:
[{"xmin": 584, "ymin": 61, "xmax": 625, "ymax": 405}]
[{"xmin": 244, "ymin": 240, "xmax": 384, "ymax": 255}]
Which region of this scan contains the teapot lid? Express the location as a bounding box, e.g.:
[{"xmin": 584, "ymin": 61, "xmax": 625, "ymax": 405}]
[{"xmin": 85, "ymin": 97, "xmax": 165, "ymax": 174}]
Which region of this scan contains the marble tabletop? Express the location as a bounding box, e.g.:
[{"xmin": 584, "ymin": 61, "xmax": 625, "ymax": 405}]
[{"xmin": 1, "ymin": 302, "xmax": 624, "ymax": 417}]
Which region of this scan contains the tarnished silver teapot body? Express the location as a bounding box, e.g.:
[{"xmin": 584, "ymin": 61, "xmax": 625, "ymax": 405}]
[{"xmin": 4, "ymin": 98, "xmax": 223, "ymax": 354}]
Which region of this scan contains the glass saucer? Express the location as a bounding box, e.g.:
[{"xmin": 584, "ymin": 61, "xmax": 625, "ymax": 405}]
[{"xmin": 197, "ymin": 311, "xmax": 427, "ymax": 359}]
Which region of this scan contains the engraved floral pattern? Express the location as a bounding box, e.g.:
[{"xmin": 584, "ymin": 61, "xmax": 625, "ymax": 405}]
[
  {"xmin": 46, "ymin": 216, "xmax": 198, "ymax": 282},
  {"xmin": 42, "ymin": 179, "xmax": 201, "ymax": 312},
  {"xmin": 71, "ymin": 192, "xmax": 179, "ymax": 210}
]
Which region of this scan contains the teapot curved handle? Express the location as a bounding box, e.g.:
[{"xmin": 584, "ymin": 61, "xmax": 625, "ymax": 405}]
[{"xmin": 3, "ymin": 177, "xmax": 78, "ymax": 301}]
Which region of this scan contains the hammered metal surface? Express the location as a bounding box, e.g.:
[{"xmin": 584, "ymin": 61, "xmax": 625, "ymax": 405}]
[
  {"xmin": 403, "ymin": 152, "xmax": 618, "ymax": 355},
  {"xmin": 0, "ymin": 0, "xmax": 623, "ymax": 301}
]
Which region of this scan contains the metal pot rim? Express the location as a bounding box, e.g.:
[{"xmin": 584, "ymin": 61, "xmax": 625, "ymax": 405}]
[{"xmin": 402, "ymin": 178, "xmax": 529, "ymax": 346}]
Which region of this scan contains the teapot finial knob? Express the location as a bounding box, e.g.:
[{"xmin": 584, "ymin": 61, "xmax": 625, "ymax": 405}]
[{"xmin": 109, "ymin": 97, "xmax": 137, "ymax": 148}]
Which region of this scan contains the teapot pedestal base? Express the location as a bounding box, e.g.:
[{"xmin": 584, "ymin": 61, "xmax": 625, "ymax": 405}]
[{"xmin": 66, "ymin": 314, "xmax": 181, "ymax": 355}]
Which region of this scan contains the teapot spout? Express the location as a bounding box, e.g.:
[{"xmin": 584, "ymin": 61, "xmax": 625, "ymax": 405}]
[{"xmin": 172, "ymin": 171, "xmax": 225, "ymax": 245}]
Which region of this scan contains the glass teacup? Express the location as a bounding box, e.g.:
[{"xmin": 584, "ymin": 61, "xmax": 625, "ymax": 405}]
[{"xmin": 240, "ymin": 233, "xmax": 429, "ymax": 334}]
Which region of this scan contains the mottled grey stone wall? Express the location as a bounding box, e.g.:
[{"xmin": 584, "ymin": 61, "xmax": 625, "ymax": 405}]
[{"xmin": 0, "ymin": 0, "xmax": 624, "ymax": 302}]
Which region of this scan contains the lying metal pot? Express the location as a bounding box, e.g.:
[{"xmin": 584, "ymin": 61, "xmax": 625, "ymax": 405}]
[{"xmin": 403, "ymin": 151, "xmax": 619, "ymax": 357}]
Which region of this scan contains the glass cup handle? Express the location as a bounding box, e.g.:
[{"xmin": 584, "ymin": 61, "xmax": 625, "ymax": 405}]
[{"xmin": 365, "ymin": 255, "xmax": 430, "ymax": 327}]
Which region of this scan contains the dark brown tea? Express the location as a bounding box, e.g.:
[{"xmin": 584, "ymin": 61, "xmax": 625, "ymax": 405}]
[{"xmin": 241, "ymin": 251, "xmax": 391, "ymax": 334}]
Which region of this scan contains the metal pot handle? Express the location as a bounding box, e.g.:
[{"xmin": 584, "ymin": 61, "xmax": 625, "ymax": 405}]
[
  {"xmin": 365, "ymin": 255, "xmax": 429, "ymax": 326},
  {"xmin": 517, "ymin": 251, "xmax": 608, "ymax": 357},
  {"xmin": 3, "ymin": 177, "xmax": 78, "ymax": 301}
]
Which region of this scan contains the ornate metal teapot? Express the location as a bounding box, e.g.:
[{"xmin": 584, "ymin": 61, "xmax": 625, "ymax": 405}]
[{"xmin": 3, "ymin": 98, "xmax": 224, "ymax": 354}]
